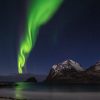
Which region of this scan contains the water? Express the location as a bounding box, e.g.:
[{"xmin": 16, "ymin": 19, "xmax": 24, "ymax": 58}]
[
  {"xmin": 0, "ymin": 82, "xmax": 100, "ymax": 100},
  {"xmin": 15, "ymin": 82, "xmax": 100, "ymax": 92}
]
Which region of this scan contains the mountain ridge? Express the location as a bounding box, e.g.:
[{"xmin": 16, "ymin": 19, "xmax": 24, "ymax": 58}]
[{"xmin": 45, "ymin": 59, "xmax": 100, "ymax": 84}]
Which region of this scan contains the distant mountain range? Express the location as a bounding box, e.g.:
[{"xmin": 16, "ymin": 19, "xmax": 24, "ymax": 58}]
[
  {"xmin": 45, "ymin": 59, "xmax": 100, "ymax": 84},
  {"xmin": 0, "ymin": 59, "xmax": 100, "ymax": 84}
]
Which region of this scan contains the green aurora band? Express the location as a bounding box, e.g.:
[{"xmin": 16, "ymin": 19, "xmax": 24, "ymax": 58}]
[{"xmin": 18, "ymin": 0, "xmax": 63, "ymax": 74}]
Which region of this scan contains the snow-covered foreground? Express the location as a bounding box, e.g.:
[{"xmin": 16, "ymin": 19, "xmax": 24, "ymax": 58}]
[{"xmin": 0, "ymin": 89, "xmax": 100, "ymax": 100}]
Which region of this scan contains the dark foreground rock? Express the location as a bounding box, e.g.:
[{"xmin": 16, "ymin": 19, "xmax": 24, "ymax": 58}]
[{"xmin": 25, "ymin": 77, "xmax": 37, "ymax": 83}]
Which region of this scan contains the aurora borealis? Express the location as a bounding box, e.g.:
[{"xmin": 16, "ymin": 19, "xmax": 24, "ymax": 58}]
[
  {"xmin": 0, "ymin": 0, "xmax": 100, "ymax": 75},
  {"xmin": 18, "ymin": 0, "xmax": 63, "ymax": 74}
]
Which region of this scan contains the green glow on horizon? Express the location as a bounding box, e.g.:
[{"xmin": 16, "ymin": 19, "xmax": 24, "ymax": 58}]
[{"xmin": 18, "ymin": 0, "xmax": 63, "ymax": 74}]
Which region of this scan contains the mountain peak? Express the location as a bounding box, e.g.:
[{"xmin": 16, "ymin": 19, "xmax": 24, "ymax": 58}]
[
  {"xmin": 46, "ymin": 60, "xmax": 100, "ymax": 84},
  {"xmin": 96, "ymin": 61, "xmax": 100, "ymax": 66},
  {"xmin": 52, "ymin": 59, "xmax": 84, "ymax": 72},
  {"xmin": 93, "ymin": 61, "xmax": 100, "ymax": 71},
  {"xmin": 87, "ymin": 61, "xmax": 100, "ymax": 72}
]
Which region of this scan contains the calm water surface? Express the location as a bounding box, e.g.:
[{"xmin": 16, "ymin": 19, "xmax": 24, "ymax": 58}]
[
  {"xmin": 0, "ymin": 82, "xmax": 100, "ymax": 100},
  {"xmin": 15, "ymin": 82, "xmax": 100, "ymax": 92}
]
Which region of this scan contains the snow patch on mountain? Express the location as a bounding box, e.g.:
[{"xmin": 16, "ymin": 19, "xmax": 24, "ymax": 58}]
[
  {"xmin": 93, "ymin": 61, "xmax": 100, "ymax": 71},
  {"xmin": 52, "ymin": 59, "xmax": 84, "ymax": 72}
]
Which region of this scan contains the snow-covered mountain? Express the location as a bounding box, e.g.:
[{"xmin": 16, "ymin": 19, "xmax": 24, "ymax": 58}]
[
  {"xmin": 52, "ymin": 59, "xmax": 84, "ymax": 73},
  {"xmin": 87, "ymin": 61, "xmax": 100, "ymax": 72},
  {"xmin": 45, "ymin": 59, "xmax": 86, "ymax": 83},
  {"xmin": 45, "ymin": 60, "xmax": 100, "ymax": 84}
]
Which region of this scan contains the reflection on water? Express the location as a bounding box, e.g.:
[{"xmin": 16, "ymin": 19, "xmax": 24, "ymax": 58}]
[
  {"xmin": 15, "ymin": 82, "xmax": 100, "ymax": 92},
  {"xmin": 15, "ymin": 82, "xmax": 31, "ymax": 99},
  {"xmin": 12, "ymin": 82, "xmax": 100, "ymax": 100},
  {"xmin": 15, "ymin": 82, "xmax": 24, "ymax": 99}
]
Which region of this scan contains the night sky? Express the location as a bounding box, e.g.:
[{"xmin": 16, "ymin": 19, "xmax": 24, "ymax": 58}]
[{"xmin": 0, "ymin": 0, "xmax": 100, "ymax": 75}]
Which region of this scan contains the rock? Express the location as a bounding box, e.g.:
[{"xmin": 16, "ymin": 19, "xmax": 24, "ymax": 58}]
[{"xmin": 25, "ymin": 77, "xmax": 37, "ymax": 83}]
